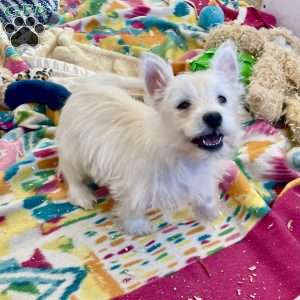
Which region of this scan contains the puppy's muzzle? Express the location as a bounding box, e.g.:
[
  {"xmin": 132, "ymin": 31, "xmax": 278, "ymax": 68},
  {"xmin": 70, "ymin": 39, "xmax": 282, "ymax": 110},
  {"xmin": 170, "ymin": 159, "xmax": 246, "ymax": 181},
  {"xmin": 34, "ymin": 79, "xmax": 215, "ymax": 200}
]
[{"xmin": 191, "ymin": 111, "xmax": 224, "ymax": 152}]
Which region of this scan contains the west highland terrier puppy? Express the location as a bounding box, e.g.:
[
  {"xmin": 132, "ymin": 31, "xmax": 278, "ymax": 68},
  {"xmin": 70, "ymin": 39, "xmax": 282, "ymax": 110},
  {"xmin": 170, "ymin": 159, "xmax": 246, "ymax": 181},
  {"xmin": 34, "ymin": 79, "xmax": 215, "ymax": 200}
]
[{"xmin": 56, "ymin": 41, "xmax": 244, "ymax": 235}]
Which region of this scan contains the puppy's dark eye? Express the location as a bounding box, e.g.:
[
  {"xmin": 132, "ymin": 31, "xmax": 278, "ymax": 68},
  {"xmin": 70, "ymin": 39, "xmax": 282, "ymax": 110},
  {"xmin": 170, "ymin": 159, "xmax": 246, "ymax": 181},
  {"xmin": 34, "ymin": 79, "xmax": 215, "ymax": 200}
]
[
  {"xmin": 177, "ymin": 100, "xmax": 191, "ymax": 110},
  {"xmin": 218, "ymin": 95, "xmax": 227, "ymax": 104}
]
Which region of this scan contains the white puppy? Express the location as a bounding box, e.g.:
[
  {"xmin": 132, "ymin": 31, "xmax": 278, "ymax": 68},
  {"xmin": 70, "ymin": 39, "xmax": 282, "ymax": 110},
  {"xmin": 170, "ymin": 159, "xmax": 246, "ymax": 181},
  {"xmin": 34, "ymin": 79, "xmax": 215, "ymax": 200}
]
[{"xmin": 56, "ymin": 41, "xmax": 244, "ymax": 235}]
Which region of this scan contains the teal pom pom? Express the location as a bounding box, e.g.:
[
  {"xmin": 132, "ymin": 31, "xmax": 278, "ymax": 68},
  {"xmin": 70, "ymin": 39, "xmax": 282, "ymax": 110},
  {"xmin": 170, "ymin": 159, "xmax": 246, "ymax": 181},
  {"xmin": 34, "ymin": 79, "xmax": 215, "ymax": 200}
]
[
  {"xmin": 198, "ymin": 5, "xmax": 224, "ymax": 31},
  {"xmin": 174, "ymin": 1, "xmax": 190, "ymax": 17}
]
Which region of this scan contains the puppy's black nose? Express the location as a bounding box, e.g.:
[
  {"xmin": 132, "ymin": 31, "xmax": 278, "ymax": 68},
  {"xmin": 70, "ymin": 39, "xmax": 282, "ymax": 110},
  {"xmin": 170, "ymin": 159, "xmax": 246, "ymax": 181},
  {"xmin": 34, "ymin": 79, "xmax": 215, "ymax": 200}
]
[{"xmin": 203, "ymin": 112, "xmax": 222, "ymax": 129}]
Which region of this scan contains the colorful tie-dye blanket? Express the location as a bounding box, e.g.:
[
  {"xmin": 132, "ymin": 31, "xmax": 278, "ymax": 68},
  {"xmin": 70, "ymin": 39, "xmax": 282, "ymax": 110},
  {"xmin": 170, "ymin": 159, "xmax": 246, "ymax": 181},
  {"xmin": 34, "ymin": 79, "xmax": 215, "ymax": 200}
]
[
  {"xmin": 0, "ymin": 0, "xmax": 299, "ymax": 299},
  {"xmin": 55, "ymin": 0, "xmax": 266, "ymax": 62},
  {"xmin": 58, "ymin": 0, "xmax": 207, "ymax": 62}
]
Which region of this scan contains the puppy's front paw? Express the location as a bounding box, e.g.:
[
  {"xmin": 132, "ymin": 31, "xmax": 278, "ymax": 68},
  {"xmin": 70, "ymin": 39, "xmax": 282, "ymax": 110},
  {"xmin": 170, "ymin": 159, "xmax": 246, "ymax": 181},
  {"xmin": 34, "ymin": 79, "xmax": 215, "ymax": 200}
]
[
  {"xmin": 69, "ymin": 186, "xmax": 97, "ymax": 210},
  {"xmin": 121, "ymin": 218, "xmax": 153, "ymax": 236}
]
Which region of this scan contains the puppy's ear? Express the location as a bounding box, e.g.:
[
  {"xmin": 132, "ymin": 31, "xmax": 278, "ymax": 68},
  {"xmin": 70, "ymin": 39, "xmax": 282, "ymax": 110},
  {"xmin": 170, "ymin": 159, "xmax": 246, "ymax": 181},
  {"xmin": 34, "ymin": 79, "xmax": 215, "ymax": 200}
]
[
  {"xmin": 211, "ymin": 40, "xmax": 239, "ymax": 82},
  {"xmin": 140, "ymin": 53, "xmax": 173, "ymax": 103}
]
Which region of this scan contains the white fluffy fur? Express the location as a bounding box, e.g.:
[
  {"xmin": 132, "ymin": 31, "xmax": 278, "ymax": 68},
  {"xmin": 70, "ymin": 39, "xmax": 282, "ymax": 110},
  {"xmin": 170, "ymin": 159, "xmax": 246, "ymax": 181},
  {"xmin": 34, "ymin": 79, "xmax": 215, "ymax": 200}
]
[{"xmin": 56, "ymin": 41, "xmax": 244, "ymax": 235}]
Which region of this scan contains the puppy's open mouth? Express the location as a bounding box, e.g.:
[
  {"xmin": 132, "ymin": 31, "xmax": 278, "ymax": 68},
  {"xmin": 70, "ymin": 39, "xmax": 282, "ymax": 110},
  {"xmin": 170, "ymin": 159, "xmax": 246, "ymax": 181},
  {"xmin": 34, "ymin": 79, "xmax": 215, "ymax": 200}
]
[{"xmin": 191, "ymin": 132, "xmax": 224, "ymax": 151}]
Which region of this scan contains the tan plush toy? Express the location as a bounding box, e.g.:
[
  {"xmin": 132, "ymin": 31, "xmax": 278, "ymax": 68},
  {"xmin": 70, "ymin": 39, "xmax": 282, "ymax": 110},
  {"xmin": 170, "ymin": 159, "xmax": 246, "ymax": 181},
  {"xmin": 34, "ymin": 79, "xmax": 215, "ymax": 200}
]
[
  {"xmin": 205, "ymin": 24, "xmax": 265, "ymax": 56},
  {"xmin": 258, "ymin": 28, "xmax": 300, "ymax": 143},
  {"xmin": 205, "ymin": 24, "xmax": 300, "ymax": 144}
]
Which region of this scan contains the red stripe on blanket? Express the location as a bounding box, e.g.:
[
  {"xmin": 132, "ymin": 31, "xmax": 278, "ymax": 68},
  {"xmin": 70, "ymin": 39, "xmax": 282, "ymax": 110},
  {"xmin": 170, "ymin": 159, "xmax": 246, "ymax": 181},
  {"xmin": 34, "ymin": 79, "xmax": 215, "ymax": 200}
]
[{"xmin": 115, "ymin": 186, "xmax": 300, "ymax": 300}]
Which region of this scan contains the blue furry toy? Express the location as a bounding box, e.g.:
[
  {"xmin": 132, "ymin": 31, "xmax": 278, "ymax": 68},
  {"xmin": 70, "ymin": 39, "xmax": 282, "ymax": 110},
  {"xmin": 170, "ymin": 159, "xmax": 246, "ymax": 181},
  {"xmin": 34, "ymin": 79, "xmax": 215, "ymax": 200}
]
[{"xmin": 4, "ymin": 80, "xmax": 71, "ymax": 110}]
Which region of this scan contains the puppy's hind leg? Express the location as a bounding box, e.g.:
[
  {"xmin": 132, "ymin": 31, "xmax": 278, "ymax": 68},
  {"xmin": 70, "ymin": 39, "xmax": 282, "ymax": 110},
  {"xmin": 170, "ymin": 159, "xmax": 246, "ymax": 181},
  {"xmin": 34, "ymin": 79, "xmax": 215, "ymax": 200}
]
[{"xmin": 60, "ymin": 160, "xmax": 97, "ymax": 209}]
